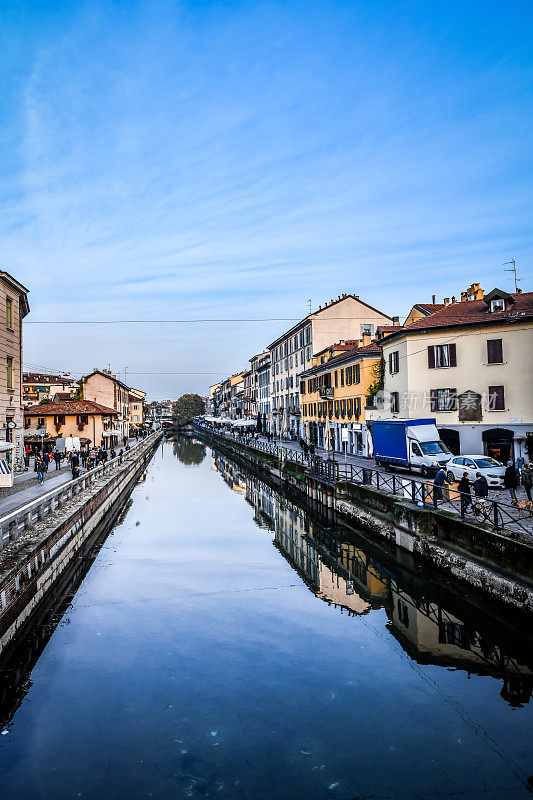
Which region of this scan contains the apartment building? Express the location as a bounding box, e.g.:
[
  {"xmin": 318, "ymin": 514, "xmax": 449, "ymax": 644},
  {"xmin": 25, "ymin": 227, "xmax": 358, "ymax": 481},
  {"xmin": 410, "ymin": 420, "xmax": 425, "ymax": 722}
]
[
  {"xmin": 374, "ymin": 285, "xmax": 533, "ymax": 462},
  {"xmin": 268, "ymin": 294, "xmax": 393, "ymax": 439},
  {"xmin": 82, "ymin": 369, "xmax": 131, "ymax": 444},
  {"xmin": 23, "ymin": 372, "xmax": 78, "ymax": 407},
  {"xmin": 0, "ymin": 272, "xmax": 30, "ymax": 460},
  {"xmin": 250, "ymin": 351, "xmax": 271, "ymax": 433},
  {"xmin": 24, "ymin": 400, "xmax": 118, "ymax": 449},
  {"xmin": 300, "ymin": 338, "xmax": 382, "ymax": 455},
  {"xmin": 129, "ymin": 387, "xmax": 146, "ymax": 430}
]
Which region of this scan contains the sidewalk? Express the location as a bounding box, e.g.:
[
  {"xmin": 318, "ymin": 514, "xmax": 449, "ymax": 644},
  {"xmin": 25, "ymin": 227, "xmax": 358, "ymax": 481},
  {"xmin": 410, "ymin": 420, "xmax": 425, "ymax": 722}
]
[{"xmin": 0, "ymin": 438, "xmax": 140, "ymax": 519}]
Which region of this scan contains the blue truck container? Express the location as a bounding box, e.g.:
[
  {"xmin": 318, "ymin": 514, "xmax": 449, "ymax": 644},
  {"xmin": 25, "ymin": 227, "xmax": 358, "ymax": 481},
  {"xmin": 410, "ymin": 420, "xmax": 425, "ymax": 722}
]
[{"xmin": 372, "ymin": 418, "xmax": 451, "ymax": 475}]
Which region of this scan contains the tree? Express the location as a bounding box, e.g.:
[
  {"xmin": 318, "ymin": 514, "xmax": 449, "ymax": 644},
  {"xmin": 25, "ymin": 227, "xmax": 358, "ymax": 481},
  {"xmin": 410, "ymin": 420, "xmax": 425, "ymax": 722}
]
[{"xmin": 172, "ymin": 394, "xmax": 205, "ymax": 426}]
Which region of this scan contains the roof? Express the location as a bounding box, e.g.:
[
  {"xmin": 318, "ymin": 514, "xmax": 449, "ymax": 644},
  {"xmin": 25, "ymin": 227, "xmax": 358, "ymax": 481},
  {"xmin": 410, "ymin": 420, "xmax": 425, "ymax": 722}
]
[
  {"xmin": 24, "ymin": 400, "xmax": 118, "ymax": 416},
  {"xmin": 129, "ymin": 392, "xmax": 144, "ymax": 402},
  {"xmin": 84, "ymin": 370, "xmax": 131, "ymax": 391},
  {"xmin": 24, "ymin": 373, "xmax": 75, "ymax": 383},
  {"xmin": 53, "ymin": 392, "xmax": 74, "ymax": 401},
  {"xmin": 267, "ymin": 294, "xmax": 393, "ymax": 349},
  {"xmin": 413, "ymin": 303, "xmax": 446, "ymax": 314},
  {"xmin": 381, "ymin": 290, "xmax": 533, "ymax": 342},
  {"xmin": 300, "ymin": 342, "xmax": 381, "ymax": 378},
  {"xmin": 314, "ymin": 340, "xmax": 360, "ymax": 357},
  {"xmin": 0, "ymin": 271, "xmax": 30, "ymax": 317}
]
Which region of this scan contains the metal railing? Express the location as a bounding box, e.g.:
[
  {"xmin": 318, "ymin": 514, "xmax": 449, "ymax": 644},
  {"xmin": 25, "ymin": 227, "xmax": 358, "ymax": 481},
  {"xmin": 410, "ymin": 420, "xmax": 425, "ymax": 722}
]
[
  {"xmin": 0, "ymin": 432, "xmax": 160, "ymax": 551},
  {"xmin": 195, "ymin": 423, "xmax": 532, "ymax": 539}
]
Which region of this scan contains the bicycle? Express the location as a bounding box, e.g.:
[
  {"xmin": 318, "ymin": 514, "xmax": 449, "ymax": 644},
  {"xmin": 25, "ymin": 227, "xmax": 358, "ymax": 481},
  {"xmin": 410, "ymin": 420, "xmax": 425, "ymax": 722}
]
[{"xmin": 472, "ymin": 497, "xmax": 503, "ymax": 529}]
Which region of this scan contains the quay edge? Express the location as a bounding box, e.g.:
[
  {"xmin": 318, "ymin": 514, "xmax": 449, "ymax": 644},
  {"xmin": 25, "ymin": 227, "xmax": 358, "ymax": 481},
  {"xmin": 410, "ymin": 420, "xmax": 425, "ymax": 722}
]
[
  {"xmin": 193, "ymin": 424, "xmax": 533, "ymax": 616},
  {"xmin": 0, "ymin": 432, "xmax": 163, "ymax": 658}
]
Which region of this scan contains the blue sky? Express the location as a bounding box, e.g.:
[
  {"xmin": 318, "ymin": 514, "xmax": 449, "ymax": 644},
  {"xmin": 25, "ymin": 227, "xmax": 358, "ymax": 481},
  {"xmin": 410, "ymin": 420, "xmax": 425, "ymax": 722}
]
[{"xmin": 1, "ymin": 0, "xmax": 531, "ymax": 398}]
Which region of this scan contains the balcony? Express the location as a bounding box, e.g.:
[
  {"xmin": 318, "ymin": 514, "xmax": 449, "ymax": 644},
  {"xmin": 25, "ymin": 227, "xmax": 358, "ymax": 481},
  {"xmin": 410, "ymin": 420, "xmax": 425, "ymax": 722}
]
[{"xmin": 319, "ymin": 387, "xmax": 334, "ymax": 400}]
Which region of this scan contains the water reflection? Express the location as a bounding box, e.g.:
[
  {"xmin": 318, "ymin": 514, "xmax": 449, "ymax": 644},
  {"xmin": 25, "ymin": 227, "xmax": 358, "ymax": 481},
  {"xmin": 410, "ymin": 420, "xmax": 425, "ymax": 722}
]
[
  {"xmin": 212, "ymin": 450, "xmax": 533, "ymax": 707},
  {"xmin": 172, "ymin": 436, "xmax": 206, "ymax": 465}
]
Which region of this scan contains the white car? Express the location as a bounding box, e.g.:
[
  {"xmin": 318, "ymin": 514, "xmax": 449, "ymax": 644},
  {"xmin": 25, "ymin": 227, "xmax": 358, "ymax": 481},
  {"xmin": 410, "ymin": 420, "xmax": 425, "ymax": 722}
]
[{"xmin": 446, "ymin": 455, "xmax": 505, "ymax": 487}]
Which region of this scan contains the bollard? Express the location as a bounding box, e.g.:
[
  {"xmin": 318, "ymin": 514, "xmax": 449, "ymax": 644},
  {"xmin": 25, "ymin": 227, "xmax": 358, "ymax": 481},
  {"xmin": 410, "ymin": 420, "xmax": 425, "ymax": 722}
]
[{"xmin": 24, "ymin": 511, "xmax": 32, "ymax": 530}]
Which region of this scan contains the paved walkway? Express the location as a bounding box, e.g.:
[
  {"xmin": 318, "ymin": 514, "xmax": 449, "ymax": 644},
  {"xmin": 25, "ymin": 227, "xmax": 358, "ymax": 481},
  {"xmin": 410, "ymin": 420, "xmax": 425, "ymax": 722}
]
[{"xmin": 0, "ymin": 438, "xmax": 143, "ymax": 518}]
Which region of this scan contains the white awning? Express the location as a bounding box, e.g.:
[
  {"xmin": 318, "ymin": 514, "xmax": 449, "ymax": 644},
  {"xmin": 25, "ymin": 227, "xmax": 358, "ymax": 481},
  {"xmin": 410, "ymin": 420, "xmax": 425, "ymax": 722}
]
[
  {"xmin": 232, "ymin": 419, "xmax": 256, "ymax": 427},
  {"xmin": 102, "ymin": 429, "xmax": 120, "ymax": 436},
  {"xmin": 23, "ymin": 428, "xmax": 47, "ymax": 437},
  {"xmin": 0, "ymin": 442, "xmax": 16, "ymax": 451}
]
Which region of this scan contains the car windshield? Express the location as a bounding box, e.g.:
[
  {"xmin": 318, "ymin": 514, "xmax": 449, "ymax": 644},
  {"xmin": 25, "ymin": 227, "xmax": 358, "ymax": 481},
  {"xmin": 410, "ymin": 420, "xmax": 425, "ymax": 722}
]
[
  {"xmin": 419, "ymin": 440, "xmax": 450, "ymax": 455},
  {"xmin": 474, "ymin": 458, "xmax": 502, "ymax": 468}
]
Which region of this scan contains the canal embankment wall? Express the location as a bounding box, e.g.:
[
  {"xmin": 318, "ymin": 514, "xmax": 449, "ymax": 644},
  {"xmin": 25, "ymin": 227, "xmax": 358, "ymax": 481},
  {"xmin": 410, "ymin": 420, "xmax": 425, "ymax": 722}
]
[
  {"xmin": 0, "ymin": 432, "xmax": 163, "ymax": 656},
  {"xmin": 194, "ymin": 426, "xmax": 533, "ymax": 615}
]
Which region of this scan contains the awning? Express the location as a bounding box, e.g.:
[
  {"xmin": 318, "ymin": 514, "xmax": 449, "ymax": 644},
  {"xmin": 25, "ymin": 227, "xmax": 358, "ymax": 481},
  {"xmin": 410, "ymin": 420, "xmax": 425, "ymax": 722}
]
[
  {"xmin": 23, "ymin": 428, "xmax": 48, "ymax": 437},
  {"xmin": 232, "ymin": 419, "xmax": 256, "ymax": 427},
  {"xmin": 102, "ymin": 429, "xmax": 120, "ymax": 437},
  {"xmin": 0, "ymin": 442, "xmax": 16, "ymax": 451}
]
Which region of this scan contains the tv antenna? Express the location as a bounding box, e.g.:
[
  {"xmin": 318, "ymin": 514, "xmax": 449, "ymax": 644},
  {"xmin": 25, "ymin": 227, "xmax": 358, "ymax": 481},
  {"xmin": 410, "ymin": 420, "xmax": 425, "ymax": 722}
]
[
  {"xmin": 307, "ymin": 299, "xmax": 312, "ymax": 314},
  {"xmin": 503, "ymin": 259, "xmax": 521, "ymax": 292}
]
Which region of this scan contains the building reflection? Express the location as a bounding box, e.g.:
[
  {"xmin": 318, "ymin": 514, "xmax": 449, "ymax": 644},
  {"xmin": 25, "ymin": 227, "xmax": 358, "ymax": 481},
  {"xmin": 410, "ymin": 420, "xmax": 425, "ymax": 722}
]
[
  {"xmin": 212, "ymin": 451, "xmax": 533, "ymax": 707},
  {"xmin": 171, "ymin": 436, "xmax": 206, "ymax": 465}
]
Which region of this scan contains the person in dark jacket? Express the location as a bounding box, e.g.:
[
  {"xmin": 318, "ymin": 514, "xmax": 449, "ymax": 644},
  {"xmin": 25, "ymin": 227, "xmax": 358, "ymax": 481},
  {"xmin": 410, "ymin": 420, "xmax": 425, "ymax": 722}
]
[
  {"xmin": 521, "ymin": 463, "xmax": 532, "ymax": 502},
  {"xmin": 53, "ymin": 450, "xmax": 61, "ymax": 470},
  {"xmin": 504, "ymin": 461, "xmax": 519, "ymax": 504},
  {"xmin": 473, "ymin": 472, "xmax": 489, "ymax": 499},
  {"xmin": 43, "ymin": 451, "xmax": 50, "ymax": 472},
  {"xmin": 433, "ymin": 468, "xmax": 448, "ymax": 502},
  {"xmin": 457, "ymin": 472, "xmax": 472, "ymax": 512}
]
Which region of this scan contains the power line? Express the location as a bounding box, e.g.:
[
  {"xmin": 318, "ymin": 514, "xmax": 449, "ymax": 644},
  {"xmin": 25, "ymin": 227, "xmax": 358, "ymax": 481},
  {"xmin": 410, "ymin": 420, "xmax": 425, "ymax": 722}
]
[{"xmin": 23, "ymin": 315, "xmax": 408, "ymax": 324}]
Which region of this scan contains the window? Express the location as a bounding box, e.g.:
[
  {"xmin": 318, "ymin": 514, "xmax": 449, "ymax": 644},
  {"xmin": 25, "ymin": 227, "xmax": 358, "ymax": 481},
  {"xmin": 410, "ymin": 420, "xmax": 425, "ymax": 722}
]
[
  {"xmin": 6, "ymin": 356, "xmax": 13, "ymax": 389},
  {"xmin": 430, "ymin": 388, "xmax": 457, "ymax": 412},
  {"xmin": 334, "ymin": 400, "xmax": 340, "ymax": 417},
  {"xmin": 300, "ymin": 381, "xmax": 306, "ymax": 395},
  {"xmin": 488, "ymin": 385, "xmax": 505, "ymax": 411},
  {"xmin": 490, "ymin": 298, "xmax": 505, "ymax": 313},
  {"xmin": 299, "ymin": 330, "xmax": 304, "ymax": 348},
  {"xmin": 305, "ymin": 326, "xmax": 311, "ymax": 345},
  {"xmin": 306, "ymin": 347, "xmax": 310, "ymax": 361},
  {"xmin": 6, "ymin": 297, "xmax": 13, "ymax": 328},
  {"xmin": 355, "ymin": 364, "xmax": 360, "ymax": 384},
  {"xmin": 340, "ymin": 369, "xmax": 344, "ymax": 387},
  {"xmin": 340, "ymin": 399, "xmax": 346, "ymax": 417},
  {"xmin": 428, "ymin": 344, "xmax": 456, "ymax": 369},
  {"xmin": 487, "ymin": 339, "xmax": 503, "ymax": 364},
  {"xmin": 37, "ymin": 417, "xmax": 45, "ymax": 428},
  {"xmin": 390, "ymin": 391, "xmax": 399, "ymax": 413},
  {"xmin": 334, "ymin": 370, "xmax": 338, "ymax": 388},
  {"xmin": 361, "ymin": 323, "xmax": 374, "ymax": 336},
  {"xmin": 54, "ymin": 414, "xmax": 66, "ymax": 426},
  {"xmin": 77, "ymin": 414, "xmax": 89, "ymax": 425},
  {"xmin": 389, "ymin": 351, "xmax": 399, "ymax": 374}
]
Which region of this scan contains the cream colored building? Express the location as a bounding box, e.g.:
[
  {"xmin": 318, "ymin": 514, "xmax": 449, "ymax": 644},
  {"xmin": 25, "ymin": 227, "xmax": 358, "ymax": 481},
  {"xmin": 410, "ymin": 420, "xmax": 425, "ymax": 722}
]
[
  {"xmin": 82, "ymin": 370, "xmax": 131, "ymax": 444},
  {"xmin": 128, "ymin": 387, "xmax": 146, "ymax": 430},
  {"xmin": 24, "ymin": 400, "xmax": 118, "ymax": 449},
  {"xmin": 373, "ymin": 286, "xmax": 533, "ymax": 462},
  {"xmin": 268, "ymin": 294, "xmax": 393, "ymax": 439},
  {"xmin": 0, "ymin": 272, "xmax": 30, "ymax": 460},
  {"xmin": 23, "ymin": 372, "xmax": 78, "ymax": 407}
]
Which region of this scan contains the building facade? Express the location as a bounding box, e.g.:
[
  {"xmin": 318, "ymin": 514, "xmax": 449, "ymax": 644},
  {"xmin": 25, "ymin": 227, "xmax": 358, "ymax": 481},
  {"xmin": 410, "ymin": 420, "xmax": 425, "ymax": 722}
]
[
  {"xmin": 24, "ymin": 400, "xmax": 118, "ymax": 449},
  {"xmin": 23, "ymin": 372, "xmax": 78, "ymax": 407},
  {"xmin": 0, "ymin": 272, "xmax": 30, "ymax": 460},
  {"xmin": 128, "ymin": 388, "xmax": 146, "ymax": 430},
  {"xmin": 300, "ymin": 339, "xmax": 382, "ymax": 455},
  {"xmin": 268, "ymin": 295, "xmax": 392, "ymax": 440},
  {"xmin": 250, "ymin": 351, "xmax": 271, "ymax": 433},
  {"xmin": 82, "ymin": 370, "xmax": 130, "ymax": 443},
  {"xmin": 373, "ymin": 287, "xmax": 533, "ymax": 462}
]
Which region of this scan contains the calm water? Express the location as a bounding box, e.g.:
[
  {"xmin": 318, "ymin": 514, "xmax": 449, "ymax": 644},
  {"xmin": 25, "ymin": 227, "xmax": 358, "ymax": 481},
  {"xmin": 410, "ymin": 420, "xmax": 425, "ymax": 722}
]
[{"xmin": 0, "ymin": 437, "xmax": 532, "ymax": 800}]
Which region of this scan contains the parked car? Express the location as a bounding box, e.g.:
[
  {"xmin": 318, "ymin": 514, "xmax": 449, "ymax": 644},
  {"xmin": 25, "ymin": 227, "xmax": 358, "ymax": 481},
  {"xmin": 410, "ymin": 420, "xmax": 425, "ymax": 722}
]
[{"xmin": 446, "ymin": 456, "xmax": 505, "ymax": 487}]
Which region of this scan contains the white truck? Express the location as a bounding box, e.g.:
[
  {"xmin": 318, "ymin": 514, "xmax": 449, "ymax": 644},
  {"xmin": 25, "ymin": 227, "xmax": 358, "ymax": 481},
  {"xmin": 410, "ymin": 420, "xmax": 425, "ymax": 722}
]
[{"xmin": 55, "ymin": 436, "xmax": 81, "ymax": 454}]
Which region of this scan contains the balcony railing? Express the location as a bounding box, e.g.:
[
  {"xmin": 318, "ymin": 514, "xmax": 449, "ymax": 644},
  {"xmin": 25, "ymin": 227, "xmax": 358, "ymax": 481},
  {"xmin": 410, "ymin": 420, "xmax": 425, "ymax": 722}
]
[{"xmin": 319, "ymin": 387, "xmax": 334, "ymax": 399}]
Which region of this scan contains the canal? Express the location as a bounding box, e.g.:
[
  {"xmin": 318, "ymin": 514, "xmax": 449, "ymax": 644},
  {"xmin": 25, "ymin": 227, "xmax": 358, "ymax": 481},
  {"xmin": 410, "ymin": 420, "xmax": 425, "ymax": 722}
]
[{"xmin": 0, "ymin": 436, "xmax": 532, "ymax": 799}]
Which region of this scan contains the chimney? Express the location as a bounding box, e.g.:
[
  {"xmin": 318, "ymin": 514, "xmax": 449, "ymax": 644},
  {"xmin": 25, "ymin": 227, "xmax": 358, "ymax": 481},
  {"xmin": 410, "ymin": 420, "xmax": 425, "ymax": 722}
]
[
  {"xmin": 392, "ymin": 316, "xmax": 400, "ymax": 326},
  {"xmin": 451, "ymin": 296, "xmax": 456, "ymax": 303},
  {"xmin": 361, "ymin": 332, "xmax": 371, "ymax": 347},
  {"xmin": 443, "ymin": 297, "xmax": 450, "ymax": 306},
  {"xmin": 432, "ymin": 295, "xmax": 436, "ymax": 304}
]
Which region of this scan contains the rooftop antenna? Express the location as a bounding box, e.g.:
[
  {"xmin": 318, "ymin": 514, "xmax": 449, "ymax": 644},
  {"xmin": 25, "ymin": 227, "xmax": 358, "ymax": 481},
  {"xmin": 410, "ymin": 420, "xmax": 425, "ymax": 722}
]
[
  {"xmin": 307, "ymin": 299, "xmax": 312, "ymax": 315},
  {"xmin": 503, "ymin": 259, "xmax": 521, "ymax": 292}
]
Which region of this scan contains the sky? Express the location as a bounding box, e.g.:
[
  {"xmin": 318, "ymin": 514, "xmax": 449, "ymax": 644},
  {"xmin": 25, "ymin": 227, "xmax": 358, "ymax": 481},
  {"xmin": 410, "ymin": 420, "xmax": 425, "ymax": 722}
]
[{"xmin": 1, "ymin": 0, "xmax": 532, "ymax": 399}]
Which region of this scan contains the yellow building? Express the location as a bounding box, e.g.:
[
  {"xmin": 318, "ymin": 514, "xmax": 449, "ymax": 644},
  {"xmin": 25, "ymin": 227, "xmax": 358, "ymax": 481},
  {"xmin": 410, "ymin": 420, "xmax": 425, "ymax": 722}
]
[
  {"xmin": 128, "ymin": 387, "xmax": 146, "ymax": 431},
  {"xmin": 300, "ymin": 339, "xmax": 382, "ymax": 455},
  {"xmin": 24, "ymin": 400, "xmax": 119, "ymax": 449}
]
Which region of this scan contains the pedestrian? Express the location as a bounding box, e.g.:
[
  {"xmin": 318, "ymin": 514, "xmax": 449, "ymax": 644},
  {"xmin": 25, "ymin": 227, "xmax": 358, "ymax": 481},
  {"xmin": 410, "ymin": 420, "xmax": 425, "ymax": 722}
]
[
  {"xmin": 303, "ymin": 442, "xmax": 309, "ymax": 457},
  {"xmin": 53, "ymin": 450, "xmax": 61, "ymax": 470},
  {"xmin": 521, "ymin": 462, "xmax": 532, "ymax": 503},
  {"xmin": 457, "ymin": 471, "xmax": 472, "ymax": 513},
  {"xmin": 110, "ymin": 448, "xmax": 116, "ymax": 459},
  {"xmin": 473, "ymin": 472, "xmax": 489, "ymax": 499},
  {"xmin": 43, "ymin": 451, "xmax": 50, "ymax": 472},
  {"xmin": 504, "ymin": 460, "xmax": 519, "ymax": 505},
  {"xmin": 70, "ymin": 452, "xmax": 80, "ymax": 478},
  {"xmin": 81, "ymin": 448, "xmax": 88, "ymax": 468},
  {"xmin": 36, "ymin": 457, "xmax": 45, "ymax": 484},
  {"xmin": 24, "ymin": 451, "xmax": 30, "ymax": 470},
  {"xmin": 433, "ymin": 467, "xmax": 448, "ymax": 503},
  {"xmin": 309, "ymin": 443, "xmax": 315, "ymax": 457}
]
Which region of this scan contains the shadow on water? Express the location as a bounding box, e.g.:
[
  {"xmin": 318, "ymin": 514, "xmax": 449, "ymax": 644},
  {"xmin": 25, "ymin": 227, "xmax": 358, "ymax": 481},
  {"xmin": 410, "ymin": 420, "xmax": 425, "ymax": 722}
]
[{"xmin": 210, "ymin": 446, "xmax": 533, "ymax": 709}]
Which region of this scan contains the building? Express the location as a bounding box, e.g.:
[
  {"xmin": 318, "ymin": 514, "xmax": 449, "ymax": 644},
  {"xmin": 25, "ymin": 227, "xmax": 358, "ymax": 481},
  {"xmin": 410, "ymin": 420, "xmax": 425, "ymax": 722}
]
[
  {"xmin": 300, "ymin": 338, "xmax": 383, "ymax": 455},
  {"xmin": 373, "ymin": 285, "xmax": 533, "ymax": 461},
  {"xmin": 243, "ymin": 370, "xmax": 253, "ymax": 418},
  {"xmin": 24, "ymin": 400, "xmax": 119, "ymax": 449},
  {"xmin": 208, "ymin": 383, "xmax": 222, "ymax": 415},
  {"xmin": 250, "ymin": 351, "xmax": 271, "ymax": 433},
  {"xmin": 23, "ymin": 372, "xmax": 78, "ymax": 407},
  {"xmin": 0, "ymin": 272, "xmax": 30, "ymax": 460},
  {"xmin": 145, "ymin": 400, "xmax": 174, "ymax": 428},
  {"xmin": 82, "ymin": 370, "xmax": 131, "ymax": 443},
  {"xmin": 128, "ymin": 387, "xmax": 146, "ymax": 431},
  {"xmin": 268, "ymin": 294, "xmax": 393, "ymax": 440}
]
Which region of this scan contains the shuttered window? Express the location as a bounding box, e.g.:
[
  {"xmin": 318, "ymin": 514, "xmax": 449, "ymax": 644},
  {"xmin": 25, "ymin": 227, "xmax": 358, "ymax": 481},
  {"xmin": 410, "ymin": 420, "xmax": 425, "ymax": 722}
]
[
  {"xmin": 390, "ymin": 392, "xmax": 399, "ymax": 413},
  {"xmin": 355, "ymin": 397, "xmax": 361, "ymax": 416},
  {"xmin": 340, "ymin": 369, "xmax": 344, "ymax": 387},
  {"xmin": 355, "ymin": 363, "xmax": 361, "ymax": 383},
  {"xmin": 488, "ymin": 385, "xmax": 505, "ymax": 410},
  {"xmin": 430, "ymin": 388, "xmax": 457, "ymax": 411},
  {"xmin": 347, "ymin": 399, "xmax": 353, "ymax": 416},
  {"xmin": 487, "ymin": 339, "xmax": 503, "ymax": 364},
  {"xmin": 388, "ymin": 351, "xmax": 399, "ymax": 374},
  {"xmin": 428, "ymin": 344, "xmax": 456, "ymax": 368}
]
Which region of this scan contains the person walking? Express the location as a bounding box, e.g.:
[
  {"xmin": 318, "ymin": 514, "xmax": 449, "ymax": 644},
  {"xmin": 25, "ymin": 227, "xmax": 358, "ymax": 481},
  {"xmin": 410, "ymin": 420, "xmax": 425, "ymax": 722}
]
[
  {"xmin": 521, "ymin": 462, "xmax": 532, "ymax": 503},
  {"xmin": 53, "ymin": 450, "xmax": 61, "ymax": 470},
  {"xmin": 457, "ymin": 471, "xmax": 472, "ymax": 514},
  {"xmin": 473, "ymin": 472, "xmax": 489, "ymax": 500},
  {"xmin": 433, "ymin": 467, "xmax": 448, "ymax": 503},
  {"xmin": 81, "ymin": 448, "xmax": 88, "ymax": 468},
  {"xmin": 36, "ymin": 456, "xmax": 45, "ymax": 484},
  {"xmin": 43, "ymin": 451, "xmax": 50, "ymax": 472},
  {"xmin": 504, "ymin": 460, "xmax": 519, "ymax": 505}
]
